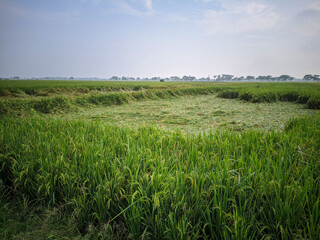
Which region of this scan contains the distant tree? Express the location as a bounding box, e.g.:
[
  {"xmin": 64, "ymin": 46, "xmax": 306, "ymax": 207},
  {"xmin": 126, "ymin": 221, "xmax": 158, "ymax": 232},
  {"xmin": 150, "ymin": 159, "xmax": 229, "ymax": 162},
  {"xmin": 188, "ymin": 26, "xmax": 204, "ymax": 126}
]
[
  {"xmin": 303, "ymin": 74, "xmax": 320, "ymax": 81},
  {"xmin": 303, "ymin": 74, "xmax": 313, "ymax": 81},
  {"xmin": 182, "ymin": 76, "xmax": 196, "ymax": 81},
  {"xmin": 170, "ymin": 76, "xmax": 181, "ymax": 81},
  {"xmin": 217, "ymin": 74, "xmax": 234, "ymax": 81},
  {"xmin": 160, "ymin": 79, "xmax": 164, "ymax": 82},
  {"xmin": 246, "ymin": 76, "xmax": 255, "ymax": 81},
  {"xmin": 233, "ymin": 76, "xmax": 244, "ymax": 81},
  {"xmin": 111, "ymin": 76, "xmax": 119, "ymax": 80},
  {"xmin": 279, "ymin": 75, "xmax": 294, "ymax": 81},
  {"xmin": 257, "ymin": 75, "xmax": 272, "ymax": 81}
]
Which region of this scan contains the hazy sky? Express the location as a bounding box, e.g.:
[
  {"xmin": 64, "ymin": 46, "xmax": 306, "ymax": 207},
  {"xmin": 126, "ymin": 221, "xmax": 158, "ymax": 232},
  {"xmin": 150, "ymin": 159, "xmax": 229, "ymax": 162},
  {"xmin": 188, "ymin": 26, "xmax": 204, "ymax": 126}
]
[{"xmin": 1, "ymin": 0, "xmax": 320, "ymax": 78}]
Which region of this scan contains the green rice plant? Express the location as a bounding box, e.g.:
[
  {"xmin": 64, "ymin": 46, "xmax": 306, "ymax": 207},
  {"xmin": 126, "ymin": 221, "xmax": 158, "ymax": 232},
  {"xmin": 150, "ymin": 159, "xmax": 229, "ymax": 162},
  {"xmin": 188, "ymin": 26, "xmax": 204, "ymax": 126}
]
[
  {"xmin": 307, "ymin": 97, "xmax": 320, "ymax": 109},
  {"xmin": 278, "ymin": 92, "xmax": 300, "ymax": 101},
  {"xmin": 131, "ymin": 91, "xmax": 146, "ymax": 101},
  {"xmin": 297, "ymin": 95, "xmax": 310, "ymax": 104},
  {"xmin": 1, "ymin": 81, "xmax": 320, "ymax": 239},
  {"xmin": 0, "ymin": 101, "xmax": 9, "ymax": 116},
  {"xmin": 0, "ymin": 89, "xmax": 11, "ymax": 97},
  {"xmin": 0, "ymin": 100, "xmax": 30, "ymax": 116},
  {"xmin": 214, "ymin": 83, "xmax": 320, "ymax": 109},
  {"xmin": 86, "ymin": 92, "xmax": 129, "ymax": 105},
  {"xmin": 251, "ymin": 92, "xmax": 278, "ymax": 103},
  {"xmin": 1, "ymin": 114, "xmax": 319, "ymax": 239},
  {"xmin": 74, "ymin": 96, "xmax": 88, "ymax": 106},
  {"xmin": 217, "ymin": 90, "xmax": 239, "ymax": 99},
  {"xmin": 239, "ymin": 92, "xmax": 253, "ymax": 101},
  {"xmin": 32, "ymin": 96, "xmax": 71, "ymax": 113},
  {"xmin": 1, "ymin": 82, "xmax": 320, "ymax": 117},
  {"xmin": 0, "ymin": 79, "xmax": 228, "ymax": 98}
]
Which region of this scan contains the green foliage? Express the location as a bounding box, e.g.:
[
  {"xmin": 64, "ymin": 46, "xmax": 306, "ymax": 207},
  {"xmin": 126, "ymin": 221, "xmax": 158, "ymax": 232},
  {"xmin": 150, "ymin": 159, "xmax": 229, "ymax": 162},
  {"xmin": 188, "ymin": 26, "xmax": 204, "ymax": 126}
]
[
  {"xmin": 0, "ymin": 79, "xmax": 224, "ymax": 97},
  {"xmin": 307, "ymin": 97, "xmax": 320, "ymax": 109},
  {"xmin": 0, "ymin": 100, "xmax": 30, "ymax": 116},
  {"xmin": 217, "ymin": 90, "xmax": 239, "ymax": 99},
  {"xmin": 32, "ymin": 97, "xmax": 71, "ymax": 113},
  {"xmin": 239, "ymin": 92, "xmax": 253, "ymax": 101},
  {"xmin": 297, "ymin": 95, "xmax": 310, "ymax": 104},
  {"xmin": 0, "ymin": 87, "xmax": 224, "ymax": 117},
  {"xmin": 251, "ymin": 92, "xmax": 278, "ymax": 103},
  {"xmin": 0, "ymin": 81, "xmax": 320, "ymax": 238},
  {"xmin": 278, "ymin": 92, "xmax": 300, "ymax": 101},
  {"xmin": 216, "ymin": 83, "xmax": 320, "ymax": 109},
  {"xmin": 87, "ymin": 92, "xmax": 129, "ymax": 105},
  {"xmin": 1, "ymin": 116, "xmax": 319, "ymax": 239},
  {"xmin": 1, "ymin": 81, "xmax": 320, "ymax": 115}
]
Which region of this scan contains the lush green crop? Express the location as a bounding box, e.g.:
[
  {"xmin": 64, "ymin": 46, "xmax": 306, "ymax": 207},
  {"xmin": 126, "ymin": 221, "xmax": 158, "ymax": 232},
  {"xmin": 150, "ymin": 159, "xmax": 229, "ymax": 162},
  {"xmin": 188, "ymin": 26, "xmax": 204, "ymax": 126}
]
[
  {"xmin": 1, "ymin": 81, "xmax": 319, "ymax": 239},
  {"xmin": 0, "ymin": 87, "xmax": 223, "ymax": 116},
  {"xmin": 216, "ymin": 82, "xmax": 320, "ymax": 109},
  {"xmin": 0, "ymin": 80, "xmax": 227, "ymax": 98},
  {"xmin": 1, "ymin": 116, "xmax": 319, "ymax": 239},
  {"xmin": 1, "ymin": 82, "xmax": 320, "ymax": 117}
]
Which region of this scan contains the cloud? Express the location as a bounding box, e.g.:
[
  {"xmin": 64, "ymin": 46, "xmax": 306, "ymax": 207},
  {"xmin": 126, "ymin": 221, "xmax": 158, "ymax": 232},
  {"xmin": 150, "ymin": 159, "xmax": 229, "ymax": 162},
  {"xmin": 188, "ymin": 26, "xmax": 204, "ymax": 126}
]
[
  {"xmin": 290, "ymin": 2, "xmax": 320, "ymax": 36},
  {"xmin": 73, "ymin": 0, "xmax": 102, "ymax": 5},
  {"xmin": 144, "ymin": 0, "xmax": 152, "ymax": 10},
  {"xmin": 199, "ymin": 1, "xmax": 280, "ymax": 35},
  {"xmin": 164, "ymin": 13, "xmax": 188, "ymax": 22},
  {"xmin": 0, "ymin": 0, "xmax": 80, "ymax": 25},
  {"xmin": 309, "ymin": 1, "xmax": 320, "ymax": 10},
  {"xmin": 110, "ymin": 0, "xmax": 154, "ymax": 17},
  {"xmin": 91, "ymin": 0, "xmax": 102, "ymax": 4}
]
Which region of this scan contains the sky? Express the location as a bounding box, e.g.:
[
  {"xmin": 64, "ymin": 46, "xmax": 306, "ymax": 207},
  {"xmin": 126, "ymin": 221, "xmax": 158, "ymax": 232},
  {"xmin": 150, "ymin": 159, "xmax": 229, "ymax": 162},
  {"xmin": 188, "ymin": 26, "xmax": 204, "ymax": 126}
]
[{"xmin": 0, "ymin": 0, "xmax": 320, "ymax": 79}]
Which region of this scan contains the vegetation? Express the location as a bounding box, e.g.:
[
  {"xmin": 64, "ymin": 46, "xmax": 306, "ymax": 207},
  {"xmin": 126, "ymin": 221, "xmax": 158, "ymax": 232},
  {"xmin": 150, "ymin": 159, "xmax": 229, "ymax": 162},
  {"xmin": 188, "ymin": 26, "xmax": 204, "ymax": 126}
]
[
  {"xmin": 216, "ymin": 82, "xmax": 320, "ymax": 109},
  {"xmin": 0, "ymin": 80, "xmax": 320, "ymax": 239},
  {"xmin": 0, "ymin": 86, "xmax": 224, "ymax": 116},
  {"xmin": 66, "ymin": 95, "xmax": 318, "ymax": 133},
  {"xmin": 1, "ymin": 82, "xmax": 320, "ymax": 117},
  {"xmin": 1, "ymin": 116, "xmax": 320, "ymax": 239},
  {"xmin": 0, "ymin": 80, "xmax": 226, "ymax": 98}
]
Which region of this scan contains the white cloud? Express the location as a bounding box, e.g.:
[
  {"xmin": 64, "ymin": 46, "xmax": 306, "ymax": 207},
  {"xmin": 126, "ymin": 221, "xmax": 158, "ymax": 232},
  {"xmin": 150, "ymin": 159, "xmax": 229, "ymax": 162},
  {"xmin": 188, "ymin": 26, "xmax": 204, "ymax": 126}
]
[
  {"xmin": 200, "ymin": 1, "xmax": 280, "ymax": 35},
  {"xmin": 76, "ymin": 0, "xmax": 102, "ymax": 5},
  {"xmin": 164, "ymin": 13, "xmax": 188, "ymax": 22},
  {"xmin": 111, "ymin": 0, "xmax": 154, "ymax": 17},
  {"xmin": 289, "ymin": 2, "xmax": 320, "ymax": 36},
  {"xmin": 0, "ymin": 0, "xmax": 80, "ymax": 25},
  {"xmin": 144, "ymin": 0, "xmax": 152, "ymax": 10},
  {"xmin": 91, "ymin": 0, "xmax": 102, "ymax": 4},
  {"xmin": 309, "ymin": 1, "xmax": 320, "ymax": 10}
]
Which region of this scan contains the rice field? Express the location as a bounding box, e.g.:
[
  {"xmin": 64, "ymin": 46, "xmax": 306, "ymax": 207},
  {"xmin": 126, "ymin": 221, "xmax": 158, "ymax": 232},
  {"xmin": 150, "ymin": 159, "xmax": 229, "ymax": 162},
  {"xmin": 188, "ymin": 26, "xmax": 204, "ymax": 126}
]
[
  {"xmin": 0, "ymin": 80, "xmax": 320, "ymax": 239},
  {"xmin": 64, "ymin": 95, "xmax": 318, "ymax": 133}
]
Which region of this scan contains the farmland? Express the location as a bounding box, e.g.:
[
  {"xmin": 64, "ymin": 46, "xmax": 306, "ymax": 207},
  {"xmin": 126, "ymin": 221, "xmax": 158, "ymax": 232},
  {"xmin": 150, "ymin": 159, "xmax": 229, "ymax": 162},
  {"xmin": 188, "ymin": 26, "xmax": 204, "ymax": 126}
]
[{"xmin": 0, "ymin": 80, "xmax": 320, "ymax": 239}]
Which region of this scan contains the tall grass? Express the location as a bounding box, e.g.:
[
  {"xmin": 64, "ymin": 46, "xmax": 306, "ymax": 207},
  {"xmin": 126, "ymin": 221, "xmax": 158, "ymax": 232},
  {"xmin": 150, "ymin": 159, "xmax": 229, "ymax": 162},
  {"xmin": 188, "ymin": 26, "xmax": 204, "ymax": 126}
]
[
  {"xmin": 216, "ymin": 83, "xmax": 320, "ymax": 109},
  {"xmin": 0, "ymin": 87, "xmax": 223, "ymax": 116},
  {"xmin": 1, "ymin": 82, "xmax": 320, "ymax": 116},
  {"xmin": 0, "ymin": 96, "xmax": 72, "ymax": 116},
  {"xmin": 0, "ymin": 80, "xmax": 225, "ymax": 97},
  {"xmin": 1, "ymin": 115, "xmax": 319, "ymax": 239}
]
